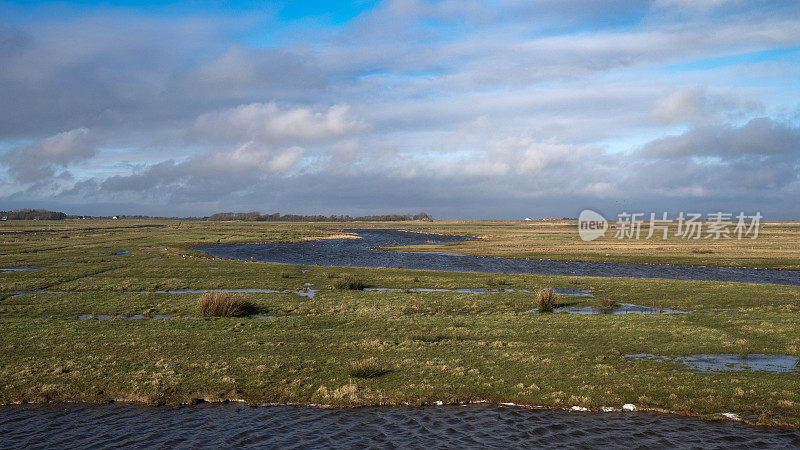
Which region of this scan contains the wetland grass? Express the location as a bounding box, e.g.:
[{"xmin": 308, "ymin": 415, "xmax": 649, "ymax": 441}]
[
  {"xmin": 536, "ymin": 287, "xmax": 557, "ymax": 312},
  {"xmin": 197, "ymin": 292, "xmax": 257, "ymax": 317},
  {"xmin": 596, "ymin": 297, "xmax": 618, "ymax": 309},
  {"xmin": 3, "ymin": 219, "xmax": 800, "ymax": 427},
  {"xmin": 348, "ymin": 358, "xmax": 392, "ymax": 379},
  {"xmin": 334, "ymin": 274, "xmax": 366, "ymax": 290}
]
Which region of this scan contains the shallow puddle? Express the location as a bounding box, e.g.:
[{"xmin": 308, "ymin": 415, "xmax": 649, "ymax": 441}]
[
  {"xmin": 528, "ymin": 303, "xmax": 689, "ymax": 314},
  {"xmin": 554, "ymin": 303, "xmax": 689, "ymax": 315},
  {"xmin": 1, "ymin": 267, "xmax": 45, "ymax": 273},
  {"xmin": 6, "ymin": 288, "xmax": 318, "ymax": 300},
  {"xmin": 626, "ymin": 353, "xmax": 799, "ymax": 373},
  {"xmin": 74, "ymin": 314, "xmax": 174, "ymax": 320},
  {"xmin": 138, "ymin": 288, "xmax": 318, "ymax": 299},
  {"xmin": 364, "ymin": 287, "xmax": 593, "ymax": 296}
]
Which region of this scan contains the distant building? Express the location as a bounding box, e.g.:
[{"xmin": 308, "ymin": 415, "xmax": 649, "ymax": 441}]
[
  {"xmin": 523, "ymin": 217, "xmax": 532, "ymax": 221},
  {"xmin": 541, "ymin": 217, "xmax": 558, "ymax": 221}
]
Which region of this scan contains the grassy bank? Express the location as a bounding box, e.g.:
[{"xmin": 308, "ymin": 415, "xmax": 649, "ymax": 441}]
[{"xmin": 1, "ymin": 219, "xmax": 799, "ymax": 428}]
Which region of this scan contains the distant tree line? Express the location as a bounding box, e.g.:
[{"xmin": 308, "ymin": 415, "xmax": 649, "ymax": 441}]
[
  {"xmin": 206, "ymin": 212, "xmax": 433, "ymax": 222},
  {"xmin": 0, "ymin": 209, "xmax": 433, "ymax": 222},
  {"xmin": 1, "ymin": 209, "xmax": 67, "ymax": 220}
]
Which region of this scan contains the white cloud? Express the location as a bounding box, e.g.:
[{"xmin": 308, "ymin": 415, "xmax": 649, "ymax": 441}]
[
  {"xmin": 1, "ymin": 127, "xmax": 97, "ymax": 182},
  {"xmin": 652, "ymin": 0, "xmax": 744, "ymax": 12},
  {"xmin": 193, "ymin": 103, "xmax": 365, "ymax": 144},
  {"xmin": 653, "ymin": 87, "xmax": 763, "ymax": 124}
]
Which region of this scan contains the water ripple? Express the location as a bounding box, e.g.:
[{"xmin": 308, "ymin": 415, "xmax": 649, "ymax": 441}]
[
  {"xmin": 1, "ymin": 404, "xmax": 799, "ymax": 449},
  {"xmin": 194, "ymin": 229, "xmax": 800, "ymax": 286}
]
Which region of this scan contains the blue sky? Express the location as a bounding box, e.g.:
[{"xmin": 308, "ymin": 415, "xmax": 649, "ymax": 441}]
[{"xmin": 1, "ymin": 0, "xmax": 799, "ymax": 218}]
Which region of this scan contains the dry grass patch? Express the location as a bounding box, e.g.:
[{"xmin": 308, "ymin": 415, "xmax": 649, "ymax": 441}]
[
  {"xmin": 334, "ymin": 274, "xmax": 366, "ymax": 290},
  {"xmin": 197, "ymin": 292, "xmax": 257, "ymax": 317},
  {"xmin": 537, "ymin": 288, "xmax": 556, "ymax": 312}
]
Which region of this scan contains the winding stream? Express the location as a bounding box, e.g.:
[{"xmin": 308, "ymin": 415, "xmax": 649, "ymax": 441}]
[{"xmin": 194, "ymin": 229, "xmax": 800, "ymax": 286}]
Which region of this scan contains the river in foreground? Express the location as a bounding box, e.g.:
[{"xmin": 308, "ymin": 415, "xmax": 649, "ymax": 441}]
[
  {"xmin": 2, "ymin": 403, "xmax": 799, "ymax": 449},
  {"xmin": 194, "ymin": 229, "xmax": 800, "ymax": 286}
]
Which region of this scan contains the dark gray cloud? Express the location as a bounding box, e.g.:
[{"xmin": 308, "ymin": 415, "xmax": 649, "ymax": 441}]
[
  {"xmin": 639, "ymin": 118, "xmax": 800, "ymax": 158},
  {"xmin": 628, "ymin": 118, "xmax": 800, "ymax": 199},
  {"xmin": 0, "ymin": 12, "xmax": 325, "ymax": 139}
]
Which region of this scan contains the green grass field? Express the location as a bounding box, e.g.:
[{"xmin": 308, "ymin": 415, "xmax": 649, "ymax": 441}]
[{"xmin": 1, "ymin": 219, "xmax": 799, "ymax": 427}]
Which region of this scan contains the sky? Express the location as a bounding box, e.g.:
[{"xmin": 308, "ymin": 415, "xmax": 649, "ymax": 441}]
[{"xmin": 0, "ymin": 0, "xmax": 799, "ymax": 219}]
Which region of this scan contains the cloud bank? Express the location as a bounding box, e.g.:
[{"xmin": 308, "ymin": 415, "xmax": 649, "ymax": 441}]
[{"xmin": 1, "ymin": 0, "xmax": 799, "ymax": 218}]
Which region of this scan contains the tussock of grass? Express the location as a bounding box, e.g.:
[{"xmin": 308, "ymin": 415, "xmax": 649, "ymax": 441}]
[
  {"xmin": 348, "ymin": 358, "xmax": 391, "ymax": 379},
  {"xmin": 486, "ymin": 277, "xmax": 509, "ymax": 287},
  {"xmin": 334, "ymin": 274, "xmax": 366, "ymax": 290},
  {"xmin": 596, "ymin": 297, "xmax": 618, "ymax": 309},
  {"xmin": 536, "ymin": 288, "xmax": 556, "ymax": 312},
  {"xmin": 197, "ymin": 292, "xmax": 256, "ymax": 317},
  {"xmin": 323, "ymin": 272, "xmax": 339, "ymax": 279}
]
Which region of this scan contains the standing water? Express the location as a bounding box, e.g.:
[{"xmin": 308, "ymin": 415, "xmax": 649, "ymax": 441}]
[
  {"xmin": 194, "ymin": 229, "xmax": 800, "ymax": 286},
  {"xmin": 1, "ymin": 404, "xmax": 799, "ymax": 449}
]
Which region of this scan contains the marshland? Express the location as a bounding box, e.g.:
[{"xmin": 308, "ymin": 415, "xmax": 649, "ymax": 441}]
[{"xmin": 1, "ymin": 218, "xmax": 799, "ymax": 432}]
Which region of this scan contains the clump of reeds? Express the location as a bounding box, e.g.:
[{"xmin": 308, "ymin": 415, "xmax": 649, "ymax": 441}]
[
  {"xmin": 324, "ymin": 272, "xmax": 339, "ymax": 279},
  {"xmin": 596, "ymin": 297, "xmax": 618, "ymax": 309},
  {"xmin": 536, "ymin": 288, "xmax": 556, "ymax": 312},
  {"xmin": 348, "ymin": 358, "xmax": 391, "ymax": 379},
  {"xmin": 486, "ymin": 277, "xmax": 509, "ymax": 287},
  {"xmin": 334, "ymin": 274, "xmax": 366, "ymax": 290},
  {"xmin": 197, "ymin": 292, "xmax": 256, "ymax": 317}
]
